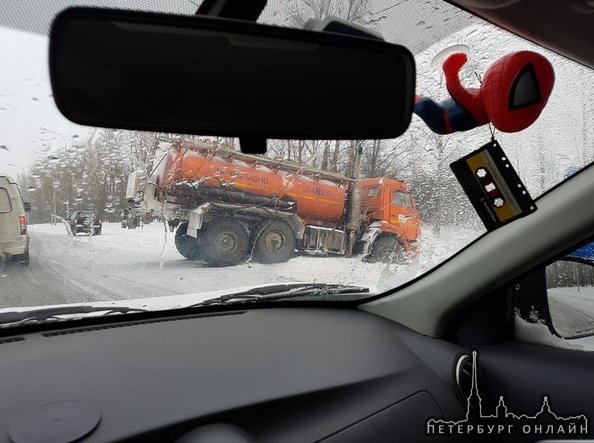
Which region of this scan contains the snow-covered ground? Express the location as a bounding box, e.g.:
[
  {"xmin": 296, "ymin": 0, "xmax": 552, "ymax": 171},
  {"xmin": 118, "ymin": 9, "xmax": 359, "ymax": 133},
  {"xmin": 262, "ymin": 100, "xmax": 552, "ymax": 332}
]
[
  {"xmin": 4, "ymin": 222, "xmax": 594, "ymax": 351},
  {"xmin": 0, "ymin": 221, "xmax": 481, "ymax": 310},
  {"xmin": 39, "ymin": 221, "xmax": 482, "ymax": 289}
]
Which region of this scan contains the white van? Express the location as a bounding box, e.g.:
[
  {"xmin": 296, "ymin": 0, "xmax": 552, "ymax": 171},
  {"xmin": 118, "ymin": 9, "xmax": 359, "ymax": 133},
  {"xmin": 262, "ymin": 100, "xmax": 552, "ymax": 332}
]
[{"xmin": 0, "ymin": 174, "xmax": 30, "ymax": 265}]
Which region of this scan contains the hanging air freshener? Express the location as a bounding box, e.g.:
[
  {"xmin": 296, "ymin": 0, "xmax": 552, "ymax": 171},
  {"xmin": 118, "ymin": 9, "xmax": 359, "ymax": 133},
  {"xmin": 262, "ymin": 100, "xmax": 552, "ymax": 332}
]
[{"xmin": 451, "ymin": 139, "xmax": 536, "ymax": 231}]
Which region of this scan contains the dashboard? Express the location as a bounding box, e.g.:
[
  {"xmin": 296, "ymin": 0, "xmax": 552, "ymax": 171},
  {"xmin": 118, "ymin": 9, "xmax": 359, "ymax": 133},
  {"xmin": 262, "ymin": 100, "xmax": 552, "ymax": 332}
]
[{"xmin": 0, "ymin": 307, "xmax": 465, "ymax": 442}]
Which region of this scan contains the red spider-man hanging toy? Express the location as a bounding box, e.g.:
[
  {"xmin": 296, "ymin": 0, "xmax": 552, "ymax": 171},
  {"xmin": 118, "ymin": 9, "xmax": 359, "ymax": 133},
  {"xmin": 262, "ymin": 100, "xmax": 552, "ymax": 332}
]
[{"xmin": 414, "ymin": 51, "xmax": 555, "ymax": 134}]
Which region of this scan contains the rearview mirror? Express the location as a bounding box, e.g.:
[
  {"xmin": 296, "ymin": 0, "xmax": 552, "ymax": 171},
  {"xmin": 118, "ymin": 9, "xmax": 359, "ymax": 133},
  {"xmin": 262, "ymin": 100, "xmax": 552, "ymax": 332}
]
[{"xmin": 49, "ymin": 8, "xmax": 415, "ymax": 141}]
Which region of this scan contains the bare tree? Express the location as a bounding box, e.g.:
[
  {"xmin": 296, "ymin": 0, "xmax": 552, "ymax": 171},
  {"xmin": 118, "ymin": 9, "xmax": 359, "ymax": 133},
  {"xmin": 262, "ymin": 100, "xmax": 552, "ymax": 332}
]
[{"xmin": 287, "ymin": 0, "xmax": 373, "ymax": 28}]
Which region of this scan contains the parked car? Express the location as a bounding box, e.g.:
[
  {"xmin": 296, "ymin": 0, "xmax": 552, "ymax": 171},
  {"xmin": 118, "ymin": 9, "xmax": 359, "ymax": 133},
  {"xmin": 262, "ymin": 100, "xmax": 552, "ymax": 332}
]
[
  {"xmin": 0, "ymin": 174, "xmax": 30, "ymax": 265},
  {"xmin": 70, "ymin": 210, "xmax": 102, "ymax": 236}
]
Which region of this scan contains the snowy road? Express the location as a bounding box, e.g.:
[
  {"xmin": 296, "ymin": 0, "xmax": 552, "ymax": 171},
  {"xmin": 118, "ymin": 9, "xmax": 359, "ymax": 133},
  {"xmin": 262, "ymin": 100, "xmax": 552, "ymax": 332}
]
[
  {"xmin": 549, "ymin": 288, "xmax": 594, "ymax": 337},
  {"xmin": 0, "ymin": 223, "xmax": 197, "ymax": 308},
  {"xmin": 3, "ymin": 222, "xmax": 594, "ymax": 350},
  {"xmin": 0, "ymin": 222, "xmax": 477, "ymax": 310}
]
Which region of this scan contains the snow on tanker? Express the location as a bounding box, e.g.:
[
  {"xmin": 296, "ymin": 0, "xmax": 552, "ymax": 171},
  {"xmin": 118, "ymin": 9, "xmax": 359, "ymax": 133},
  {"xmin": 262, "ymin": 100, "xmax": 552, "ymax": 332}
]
[{"xmin": 125, "ymin": 139, "xmax": 420, "ymax": 266}]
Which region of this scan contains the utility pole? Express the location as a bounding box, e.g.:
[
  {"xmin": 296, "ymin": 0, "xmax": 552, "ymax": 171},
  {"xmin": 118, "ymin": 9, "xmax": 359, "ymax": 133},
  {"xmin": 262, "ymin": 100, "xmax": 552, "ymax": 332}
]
[
  {"xmin": 52, "ymin": 190, "xmax": 56, "ymax": 224},
  {"xmin": 52, "ymin": 180, "xmax": 57, "ymax": 226},
  {"xmin": 346, "ymin": 143, "xmax": 363, "ymax": 257}
]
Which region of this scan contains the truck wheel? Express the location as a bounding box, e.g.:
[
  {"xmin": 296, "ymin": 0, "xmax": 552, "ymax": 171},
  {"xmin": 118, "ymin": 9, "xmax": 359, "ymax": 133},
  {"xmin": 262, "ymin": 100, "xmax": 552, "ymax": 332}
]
[
  {"xmin": 175, "ymin": 223, "xmax": 202, "ymax": 260},
  {"xmin": 370, "ymin": 236, "xmax": 403, "ymax": 263},
  {"xmin": 254, "ymin": 221, "xmax": 296, "ymax": 264},
  {"xmin": 201, "ymin": 219, "xmax": 248, "ymax": 266}
]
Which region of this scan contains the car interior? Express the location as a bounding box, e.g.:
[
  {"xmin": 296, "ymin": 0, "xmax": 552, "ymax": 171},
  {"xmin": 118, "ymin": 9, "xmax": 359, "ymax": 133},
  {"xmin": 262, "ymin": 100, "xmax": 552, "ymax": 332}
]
[{"xmin": 0, "ymin": 0, "xmax": 593, "ymax": 442}]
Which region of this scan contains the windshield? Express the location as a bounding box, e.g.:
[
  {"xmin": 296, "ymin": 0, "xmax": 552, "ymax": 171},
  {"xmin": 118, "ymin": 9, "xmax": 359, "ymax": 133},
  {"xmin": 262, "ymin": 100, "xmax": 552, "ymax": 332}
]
[{"xmin": 0, "ymin": 0, "xmax": 593, "ymax": 319}]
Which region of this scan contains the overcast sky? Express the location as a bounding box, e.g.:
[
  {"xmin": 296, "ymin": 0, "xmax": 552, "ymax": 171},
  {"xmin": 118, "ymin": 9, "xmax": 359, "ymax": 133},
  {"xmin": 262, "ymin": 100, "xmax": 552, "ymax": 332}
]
[
  {"xmin": 0, "ymin": 0, "xmax": 476, "ymax": 175},
  {"xmin": 0, "ymin": 27, "xmax": 92, "ymax": 174},
  {"xmin": 1, "ymin": 0, "xmax": 592, "ymax": 190}
]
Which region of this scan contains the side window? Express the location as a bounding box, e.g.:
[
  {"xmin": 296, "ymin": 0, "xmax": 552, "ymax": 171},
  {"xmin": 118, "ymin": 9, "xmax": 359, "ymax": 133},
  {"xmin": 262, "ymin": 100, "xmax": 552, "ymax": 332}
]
[
  {"xmin": 367, "ymin": 187, "xmax": 380, "ymax": 198},
  {"xmin": 0, "ymin": 188, "xmax": 12, "ymax": 213},
  {"xmin": 392, "ymin": 190, "xmax": 411, "ymax": 208}
]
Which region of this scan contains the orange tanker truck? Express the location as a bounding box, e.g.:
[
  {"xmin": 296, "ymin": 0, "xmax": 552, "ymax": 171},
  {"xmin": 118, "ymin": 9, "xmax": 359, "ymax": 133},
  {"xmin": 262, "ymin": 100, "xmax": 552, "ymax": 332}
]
[{"xmin": 125, "ymin": 139, "xmax": 420, "ymax": 266}]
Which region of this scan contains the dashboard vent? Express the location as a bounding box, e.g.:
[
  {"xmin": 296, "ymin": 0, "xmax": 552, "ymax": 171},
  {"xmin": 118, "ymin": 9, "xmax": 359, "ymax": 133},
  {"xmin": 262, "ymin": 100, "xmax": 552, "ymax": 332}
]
[
  {"xmin": 42, "ymin": 311, "xmax": 245, "ymax": 337},
  {"xmin": 0, "ymin": 336, "xmax": 25, "ymax": 345},
  {"xmin": 454, "ymin": 353, "xmax": 474, "ymax": 400}
]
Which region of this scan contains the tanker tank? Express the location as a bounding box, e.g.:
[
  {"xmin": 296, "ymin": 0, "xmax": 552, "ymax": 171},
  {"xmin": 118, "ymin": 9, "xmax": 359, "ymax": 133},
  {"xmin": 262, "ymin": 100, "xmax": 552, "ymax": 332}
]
[{"xmin": 158, "ymin": 141, "xmax": 350, "ymax": 225}]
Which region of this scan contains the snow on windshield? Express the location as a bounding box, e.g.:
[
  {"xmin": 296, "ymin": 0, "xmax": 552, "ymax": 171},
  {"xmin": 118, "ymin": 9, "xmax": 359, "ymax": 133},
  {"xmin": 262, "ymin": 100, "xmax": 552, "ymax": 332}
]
[{"xmin": 0, "ymin": 0, "xmax": 593, "ymax": 313}]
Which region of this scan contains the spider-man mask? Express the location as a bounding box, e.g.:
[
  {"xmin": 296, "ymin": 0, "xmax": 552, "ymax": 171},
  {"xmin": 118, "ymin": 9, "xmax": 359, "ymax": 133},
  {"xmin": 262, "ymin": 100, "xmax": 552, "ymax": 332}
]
[{"xmin": 482, "ymin": 51, "xmax": 555, "ymax": 132}]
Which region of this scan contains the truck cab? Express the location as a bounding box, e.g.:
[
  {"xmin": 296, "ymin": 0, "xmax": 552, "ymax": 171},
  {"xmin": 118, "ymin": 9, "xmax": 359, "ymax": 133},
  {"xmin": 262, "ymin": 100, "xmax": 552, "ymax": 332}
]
[{"xmin": 360, "ymin": 178, "xmax": 421, "ymax": 255}]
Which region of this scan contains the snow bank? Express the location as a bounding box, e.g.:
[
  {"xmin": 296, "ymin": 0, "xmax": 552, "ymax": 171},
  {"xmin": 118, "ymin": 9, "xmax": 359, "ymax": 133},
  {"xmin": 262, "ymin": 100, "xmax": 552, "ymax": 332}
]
[{"xmin": 549, "ymin": 286, "xmax": 594, "ymax": 301}]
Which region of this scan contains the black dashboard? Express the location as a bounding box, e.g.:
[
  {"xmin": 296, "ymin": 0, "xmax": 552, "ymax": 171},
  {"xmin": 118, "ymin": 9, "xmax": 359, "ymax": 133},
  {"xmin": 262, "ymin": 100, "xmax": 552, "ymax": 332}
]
[{"xmin": 0, "ymin": 307, "xmax": 465, "ymax": 442}]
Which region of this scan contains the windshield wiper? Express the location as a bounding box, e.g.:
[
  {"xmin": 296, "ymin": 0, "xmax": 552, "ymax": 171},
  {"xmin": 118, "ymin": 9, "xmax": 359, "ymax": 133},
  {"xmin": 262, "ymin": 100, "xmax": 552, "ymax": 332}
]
[
  {"xmin": 0, "ymin": 285, "xmax": 368, "ymax": 327},
  {"xmin": 0, "ymin": 305, "xmax": 148, "ymax": 327},
  {"xmin": 189, "ymin": 283, "xmax": 370, "ymax": 307}
]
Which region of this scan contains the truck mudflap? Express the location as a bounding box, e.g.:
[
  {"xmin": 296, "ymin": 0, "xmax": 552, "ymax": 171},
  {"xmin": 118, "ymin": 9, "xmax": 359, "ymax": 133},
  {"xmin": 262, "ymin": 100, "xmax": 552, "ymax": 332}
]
[
  {"xmin": 358, "ymin": 222, "xmax": 419, "ymax": 260},
  {"xmin": 187, "ymin": 203, "xmax": 212, "ymax": 238},
  {"xmin": 357, "ymin": 224, "xmax": 383, "ymax": 256}
]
